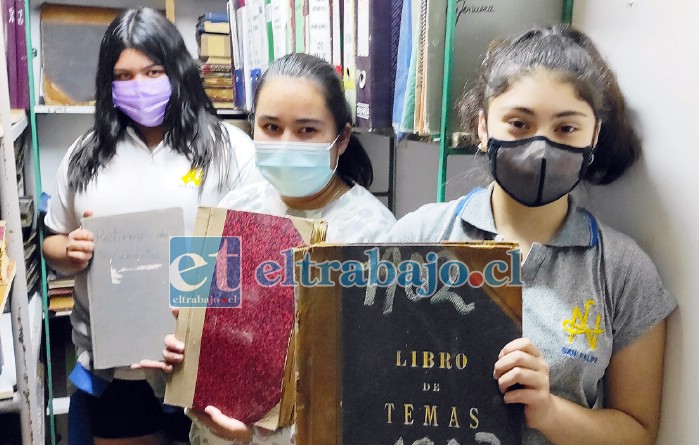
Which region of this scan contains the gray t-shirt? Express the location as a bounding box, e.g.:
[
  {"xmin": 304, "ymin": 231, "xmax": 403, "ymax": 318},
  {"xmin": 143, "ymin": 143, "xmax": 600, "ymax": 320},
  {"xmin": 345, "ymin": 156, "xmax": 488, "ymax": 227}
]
[{"xmin": 382, "ymin": 185, "xmax": 677, "ymax": 445}]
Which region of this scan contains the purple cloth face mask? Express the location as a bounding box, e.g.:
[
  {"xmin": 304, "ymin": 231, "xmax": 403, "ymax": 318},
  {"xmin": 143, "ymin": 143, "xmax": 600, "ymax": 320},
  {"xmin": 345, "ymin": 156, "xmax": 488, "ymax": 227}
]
[{"xmin": 112, "ymin": 76, "xmax": 172, "ymax": 127}]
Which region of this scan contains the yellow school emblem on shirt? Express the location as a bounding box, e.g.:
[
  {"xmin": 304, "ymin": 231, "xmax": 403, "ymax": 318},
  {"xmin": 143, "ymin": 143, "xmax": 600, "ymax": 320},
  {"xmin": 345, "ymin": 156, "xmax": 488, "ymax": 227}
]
[
  {"xmin": 182, "ymin": 168, "xmax": 203, "ymax": 186},
  {"xmin": 562, "ymin": 299, "xmax": 605, "ymax": 350}
]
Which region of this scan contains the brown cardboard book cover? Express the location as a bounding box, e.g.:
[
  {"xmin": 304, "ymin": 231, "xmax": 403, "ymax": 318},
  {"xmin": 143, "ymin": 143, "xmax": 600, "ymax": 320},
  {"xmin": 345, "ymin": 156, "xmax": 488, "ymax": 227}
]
[
  {"xmin": 295, "ymin": 242, "xmax": 523, "ymax": 445},
  {"xmin": 165, "ymin": 207, "xmax": 327, "ymax": 429},
  {"xmin": 199, "ymin": 33, "xmax": 232, "ymax": 59},
  {"xmin": 40, "ymin": 4, "xmax": 121, "ymax": 105}
]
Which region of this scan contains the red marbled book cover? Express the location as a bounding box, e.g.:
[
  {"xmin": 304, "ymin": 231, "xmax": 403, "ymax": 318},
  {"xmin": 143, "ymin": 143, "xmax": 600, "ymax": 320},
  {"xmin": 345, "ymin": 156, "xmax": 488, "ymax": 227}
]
[{"xmin": 166, "ymin": 207, "xmax": 326, "ymax": 428}]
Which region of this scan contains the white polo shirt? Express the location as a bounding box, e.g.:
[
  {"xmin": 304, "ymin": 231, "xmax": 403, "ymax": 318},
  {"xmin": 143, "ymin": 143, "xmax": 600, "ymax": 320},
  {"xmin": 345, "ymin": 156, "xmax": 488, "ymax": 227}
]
[
  {"xmin": 44, "ymin": 122, "xmax": 263, "ymax": 376},
  {"xmin": 218, "ymin": 180, "xmax": 397, "ymax": 243}
]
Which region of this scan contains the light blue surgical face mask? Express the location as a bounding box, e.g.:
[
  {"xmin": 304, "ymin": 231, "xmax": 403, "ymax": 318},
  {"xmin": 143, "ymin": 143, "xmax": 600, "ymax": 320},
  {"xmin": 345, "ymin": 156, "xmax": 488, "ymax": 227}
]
[{"xmin": 254, "ymin": 135, "xmax": 341, "ymax": 198}]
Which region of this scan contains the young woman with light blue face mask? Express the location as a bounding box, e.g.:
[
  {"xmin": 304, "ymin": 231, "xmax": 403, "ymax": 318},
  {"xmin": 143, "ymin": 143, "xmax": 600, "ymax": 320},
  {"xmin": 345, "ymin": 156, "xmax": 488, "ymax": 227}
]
[
  {"xmin": 144, "ymin": 53, "xmax": 397, "ymax": 445},
  {"xmin": 42, "ymin": 8, "xmax": 262, "ymax": 445},
  {"xmin": 383, "ymin": 25, "xmax": 676, "ymax": 445},
  {"xmin": 216, "ymin": 53, "xmax": 397, "ymax": 243}
]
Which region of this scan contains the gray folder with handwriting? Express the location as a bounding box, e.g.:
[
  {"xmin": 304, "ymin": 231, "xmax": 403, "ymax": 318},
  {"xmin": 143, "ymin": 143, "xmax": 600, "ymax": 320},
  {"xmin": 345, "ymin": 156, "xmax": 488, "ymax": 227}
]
[{"xmin": 84, "ymin": 208, "xmax": 184, "ymax": 370}]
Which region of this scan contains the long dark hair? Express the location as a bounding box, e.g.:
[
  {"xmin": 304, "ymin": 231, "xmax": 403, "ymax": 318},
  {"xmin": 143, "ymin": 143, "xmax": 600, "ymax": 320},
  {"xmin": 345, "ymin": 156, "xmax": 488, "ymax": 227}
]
[
  {"xmin": 68, "ymin": 8, "xmax": 230, "ymax": 191},
  {"xmin": 461, "ymin": 25, "xmax": 640, "ymax": 185},
  {"xmin": 252, "ymin": 53, "xmax": 373, "ymax": 187}
]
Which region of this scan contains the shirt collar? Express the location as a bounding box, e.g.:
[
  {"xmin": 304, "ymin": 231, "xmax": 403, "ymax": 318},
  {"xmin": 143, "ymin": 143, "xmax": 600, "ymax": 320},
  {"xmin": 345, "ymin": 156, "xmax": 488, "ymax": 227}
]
[
  {"xmin": 125, "ymin": 126, "xmax": 165, "ymax": 153},
  {"xmin": 458, "ymin": 184, "xmax": 598, "ymax": 247}
]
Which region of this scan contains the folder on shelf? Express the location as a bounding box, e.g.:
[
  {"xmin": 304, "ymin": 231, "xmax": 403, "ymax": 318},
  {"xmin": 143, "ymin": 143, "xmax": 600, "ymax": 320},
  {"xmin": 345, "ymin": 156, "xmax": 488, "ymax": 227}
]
[
  {"xmin": 306, "ymin": 0, "xmax": 332, "ymax": 64},
  {"xmin": 354, "ymin": 0, "xmax": 403, "ymax": 131},
  {"xmin": 392, "ymin": 0, "xmax": 413, "ymax": 135},
  {"xmin": 342, "ymin": 0, "xmax": 356, "ymax": 120},
  {"xmin": 412, "ymin": 0, "xmax": 426, "ymax": 134},
  {"xmin": 422, "ymin": 0, "xmax": 446, "ymax": 136},
  {"xmin": 331, "ymin": 0, "xmax": 342, "ymax": 73},
  {"xmin": 14, "ymin": 0, "xmax": 28, "ymax": 110},
  {"xmin": 249, "ymin": 0, "xmax": 271, "ymax": 71},
  {"xmin": 236, "ymin": 1, "xmax": 263, "ymax": 109},
  {"xmin": 294, "ymin": 0, "xmax": 306, "ymax": 52},
  {"xmin": 270, "ymin": 0, "xmax": 294, "ymax": 59},
  {"xmin": 398, "ymin": 0, "xmax": 420, "ymax": 135},
  {"xmin": 3, "ymin": 0, "xmax": 18, "ymax": 108},
  {"xmin": 227, "ymin": 1, "xmax": 246, "ymax": 109}
]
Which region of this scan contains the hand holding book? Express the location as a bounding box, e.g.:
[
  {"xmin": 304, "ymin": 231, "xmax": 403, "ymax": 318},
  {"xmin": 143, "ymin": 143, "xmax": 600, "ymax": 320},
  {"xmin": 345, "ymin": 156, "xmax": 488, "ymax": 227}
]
[{"xmin": 65, "ymin": 210, "xmax": 94, "ymax": 273}]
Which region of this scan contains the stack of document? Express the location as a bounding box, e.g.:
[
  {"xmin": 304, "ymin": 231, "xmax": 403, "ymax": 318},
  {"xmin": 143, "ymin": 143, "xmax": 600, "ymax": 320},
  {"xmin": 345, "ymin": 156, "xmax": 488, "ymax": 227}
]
[{"xmin": 197, "ymin": 12, "xmax": 236, "ymax": 109}]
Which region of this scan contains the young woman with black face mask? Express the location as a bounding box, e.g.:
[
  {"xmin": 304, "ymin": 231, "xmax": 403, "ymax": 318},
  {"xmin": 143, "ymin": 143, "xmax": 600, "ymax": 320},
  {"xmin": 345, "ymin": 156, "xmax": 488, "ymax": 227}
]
[
  {"xmin": 383, "ymin": 25, "xmax": 676, "ymax": 445},
  {"xmin": 41, "ymin": 8, "xmax": 262, "ymax": 445}
]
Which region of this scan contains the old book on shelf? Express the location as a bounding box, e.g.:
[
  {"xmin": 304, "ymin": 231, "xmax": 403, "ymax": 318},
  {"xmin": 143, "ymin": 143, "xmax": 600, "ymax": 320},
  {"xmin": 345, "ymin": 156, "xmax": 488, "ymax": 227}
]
[
  {"xmin": 165, "ymin": 207, "xmax": 327, "ymax": 430},
  {"xmin": 83, "ymin": 208, "xmax": 184, "ymax": 369},
  {"xmin": 295, "ymin": 242, "xmax": 524, "ymax": 445},
  {"xmin": 40, "ymin": 4, "xmax": 120, "ymax": 105}
]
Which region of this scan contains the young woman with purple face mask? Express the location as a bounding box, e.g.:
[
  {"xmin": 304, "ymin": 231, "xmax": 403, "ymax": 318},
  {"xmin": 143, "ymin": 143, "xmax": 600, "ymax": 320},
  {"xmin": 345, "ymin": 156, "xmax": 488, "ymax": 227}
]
[
  {"xmin": 383, "ymin": 26, "xmax": 676, "ymax": 445},
  {"xmin": 41, "ymin": 8, "xmax": 262, "ymax": 445}
]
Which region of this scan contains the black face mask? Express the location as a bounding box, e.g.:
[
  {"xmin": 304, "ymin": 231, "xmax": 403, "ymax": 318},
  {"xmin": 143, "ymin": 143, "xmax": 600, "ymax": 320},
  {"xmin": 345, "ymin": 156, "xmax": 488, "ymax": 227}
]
[{"xmin": 487, "ymin": 136, "xmax": 594, "ymax": 207}]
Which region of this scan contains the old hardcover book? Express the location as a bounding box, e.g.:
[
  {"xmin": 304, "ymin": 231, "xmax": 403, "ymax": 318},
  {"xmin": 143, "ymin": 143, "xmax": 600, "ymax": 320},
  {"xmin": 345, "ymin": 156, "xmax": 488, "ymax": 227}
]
[
  {"xmin": 40, "ymin": 4, "xmax": 120, "ymax": 105},
  {"xmin": 83, "ymin": 208, "xmax": 184, "ymax": 369},
  {"xmin": 295, "ymin": 242, "xmax": 523, "ymax": 445},
  {"xmin": 165, "ymin": 208, "xmax": 327, "ymax": 430},
  {"xmin": 199, "ymin": 32, "xmax": 232, "ymax": 59}
]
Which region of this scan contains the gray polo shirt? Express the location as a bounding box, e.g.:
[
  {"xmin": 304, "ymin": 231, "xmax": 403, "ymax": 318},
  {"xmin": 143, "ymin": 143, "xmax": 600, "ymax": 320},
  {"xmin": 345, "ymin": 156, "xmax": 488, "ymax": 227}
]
[{"xmin": 382, "ymin": 185, "xmax": 676, "ymax": 445}]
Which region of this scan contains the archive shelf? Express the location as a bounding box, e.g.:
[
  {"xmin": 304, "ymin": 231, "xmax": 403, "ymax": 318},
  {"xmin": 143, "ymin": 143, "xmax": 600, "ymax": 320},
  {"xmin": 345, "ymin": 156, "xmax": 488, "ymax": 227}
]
[{"xmin": 0, "ymin": 0, "xmax": 45, "ymax": 441}]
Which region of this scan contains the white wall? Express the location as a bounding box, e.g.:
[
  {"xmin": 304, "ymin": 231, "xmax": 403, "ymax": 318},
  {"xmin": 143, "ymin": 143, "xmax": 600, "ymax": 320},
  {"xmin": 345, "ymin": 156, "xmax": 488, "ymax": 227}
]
[{"xmin": 572, "ymin": 1, "xmax": 699, "ymax": 443}]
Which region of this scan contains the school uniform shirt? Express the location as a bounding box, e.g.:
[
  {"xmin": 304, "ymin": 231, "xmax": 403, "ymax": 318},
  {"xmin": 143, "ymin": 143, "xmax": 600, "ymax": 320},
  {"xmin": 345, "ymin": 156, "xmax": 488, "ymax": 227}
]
[
  {"xmin": 380, "ymin": 184, "xmax": 677, "ymax": 445},
  {"xmin": 190, "ymin": 179, "xmax": 396, "ymax": 445},
  {"xmin": 217, "ymin": 180, "xmax": 397, "ymax": 243},
  {"xmin": 44, "ymin": 122, "xmax": 262, "ymax": 382}
]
